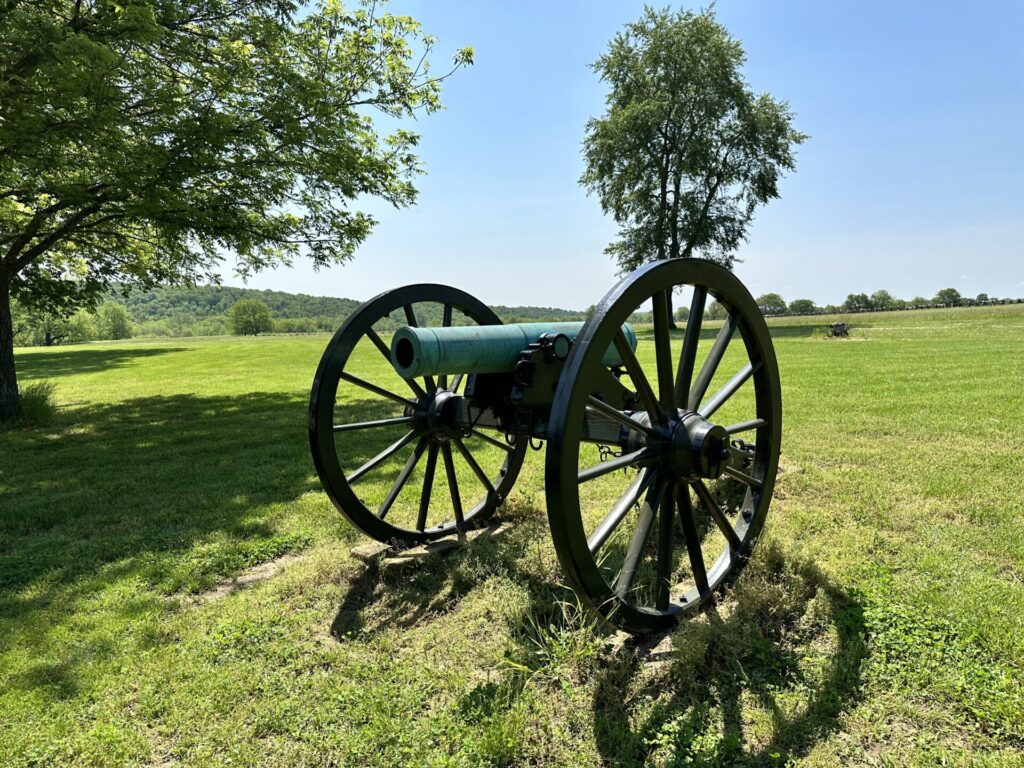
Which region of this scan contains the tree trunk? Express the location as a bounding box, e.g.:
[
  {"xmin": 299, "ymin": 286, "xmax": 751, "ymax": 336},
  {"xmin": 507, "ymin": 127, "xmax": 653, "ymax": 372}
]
[{"xmin": 0, "ymin": 278, "xmax": 21, "ymax": 422}]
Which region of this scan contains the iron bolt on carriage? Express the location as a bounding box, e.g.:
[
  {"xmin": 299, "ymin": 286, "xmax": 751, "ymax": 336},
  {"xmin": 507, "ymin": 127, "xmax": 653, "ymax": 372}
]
[{"xmin": 309, "ymin": 259, "xmax": 781, "ymax": 633}]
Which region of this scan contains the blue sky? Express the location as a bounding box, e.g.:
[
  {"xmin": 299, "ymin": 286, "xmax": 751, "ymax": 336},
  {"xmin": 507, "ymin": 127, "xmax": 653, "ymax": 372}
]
[{"xmin": 226, "ymin": 1, "xmax": 1023, "ymax": 310}]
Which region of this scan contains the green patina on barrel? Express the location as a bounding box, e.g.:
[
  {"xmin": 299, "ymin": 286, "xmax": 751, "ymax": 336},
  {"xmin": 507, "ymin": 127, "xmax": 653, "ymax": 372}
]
[{"xmin": 390, "ymin": 322, "xmax": 637, "ymax": 378}]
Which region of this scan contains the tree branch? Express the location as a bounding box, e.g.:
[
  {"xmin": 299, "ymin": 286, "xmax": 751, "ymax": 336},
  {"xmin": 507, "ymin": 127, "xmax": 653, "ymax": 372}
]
[{"xmin": 9, "ymin": 199, "xmax": 112, "ymax": 274}]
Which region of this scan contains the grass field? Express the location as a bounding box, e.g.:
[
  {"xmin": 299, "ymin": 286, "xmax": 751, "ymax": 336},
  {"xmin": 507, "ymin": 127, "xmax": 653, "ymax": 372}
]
[{"xmin": 2, "ymin": 304, "xmax": 1023, "ymax": 767}]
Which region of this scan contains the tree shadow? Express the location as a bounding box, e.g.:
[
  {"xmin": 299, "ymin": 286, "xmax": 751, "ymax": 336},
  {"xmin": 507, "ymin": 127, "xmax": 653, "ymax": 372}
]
[
  {"xmin": 762, "ymin": 324, "xmax": 825, "ymax": 339},
  {"xmin": 591, "ymin": 544, "xmax": 865, "ymax": 766},
  {"xmin": 14, "ymin": 345, "xmax": 189, "ymax": 380},
  {"xmin": 0, "ymin": 391, "xmax": 383, "ymax": 703},
  {"xmin": 0, "ymin": 392, "xmax": 321, "ymax": 596},
  {"xmin": 633, "ymin": 324, "xmax": 822, "ymax": 342}
]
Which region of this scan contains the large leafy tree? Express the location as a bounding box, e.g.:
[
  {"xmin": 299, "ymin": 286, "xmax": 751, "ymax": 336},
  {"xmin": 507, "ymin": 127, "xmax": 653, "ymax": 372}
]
[
  {"xmin": 843, "ymin": 293, "xmax": 872, "ymax": 312},
  {"xmin": 755, "ymin": 292, "xmax": 786, "ymax": 316},
  {"xmin": 580, "ymin": 6, "xmax": 805, "ymax": 320},
  {"xmin": 787, "ymin": 298, "xmax": 817, "ymax": 315},
  {"xmin": 227, "ymin": 299, "xmax": 273, "ymax": 336},
  {"xmin": 870, "ymin": 289, "xmax": 895, "ymax": 310},
  {"xmin": 96, "ymin": 301, "xmax": 133, "ymax": 339},
  {"xmin": 0, "ymin": 0, "xmax": 471, "ymax": 420}
]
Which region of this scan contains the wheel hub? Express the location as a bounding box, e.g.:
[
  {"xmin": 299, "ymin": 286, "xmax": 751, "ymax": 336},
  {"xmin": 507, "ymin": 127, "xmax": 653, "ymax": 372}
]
[
  {"xmin": 417, "ymin": 389, "xmax": 463, "ymax": 442},
  {"xmin": 661, "ymin": 411, "xmax": 730, "ymax": 482}
]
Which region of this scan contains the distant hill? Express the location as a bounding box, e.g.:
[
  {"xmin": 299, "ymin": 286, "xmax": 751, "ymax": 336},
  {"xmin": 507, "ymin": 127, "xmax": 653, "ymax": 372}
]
[
  {"xmin": 118, "ymin": 285, "xmax": 364, "ymax": 322},
  {"xmin": 115, "ymin": 284, "xmax": 586, "ymax": 335}
]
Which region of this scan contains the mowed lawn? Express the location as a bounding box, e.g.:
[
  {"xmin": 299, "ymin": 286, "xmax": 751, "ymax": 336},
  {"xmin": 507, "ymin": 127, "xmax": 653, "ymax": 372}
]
[{"xmin": 2, "ymin": 305, "xmax": 1023, "ymax": 767}]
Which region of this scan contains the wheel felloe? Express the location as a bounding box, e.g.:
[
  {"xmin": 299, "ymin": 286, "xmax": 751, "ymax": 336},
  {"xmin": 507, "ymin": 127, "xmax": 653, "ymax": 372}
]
[
  {"xmin": 545, "ymin": 259, "xmax": 782, "ymax": 633},
  {"xmin": 309, "ymin": 285, "xmax": 527, "ymax": 547}
]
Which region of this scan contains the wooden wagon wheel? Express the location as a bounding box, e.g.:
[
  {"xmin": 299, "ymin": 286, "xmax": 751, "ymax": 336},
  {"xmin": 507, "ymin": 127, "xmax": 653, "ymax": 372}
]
[
  {"xmin": 545, "ymin": 260, "xmax": 782, "ymax": 633},
  {"xmin": 309, "ymin": 284, "xmax": 527, "ymax": 547}
]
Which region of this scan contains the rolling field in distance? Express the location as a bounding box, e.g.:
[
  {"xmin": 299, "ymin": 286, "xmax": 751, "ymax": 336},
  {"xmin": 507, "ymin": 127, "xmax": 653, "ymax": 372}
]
[{"xmin": 2, "ymin": 304, "xmax": 1023, "ymax": 767}]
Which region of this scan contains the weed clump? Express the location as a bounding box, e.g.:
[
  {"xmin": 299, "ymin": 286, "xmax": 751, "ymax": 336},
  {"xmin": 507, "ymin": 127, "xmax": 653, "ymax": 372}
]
[{"xmin": 12, "ymin": 381, "xmax": 58, "ymax": 427}]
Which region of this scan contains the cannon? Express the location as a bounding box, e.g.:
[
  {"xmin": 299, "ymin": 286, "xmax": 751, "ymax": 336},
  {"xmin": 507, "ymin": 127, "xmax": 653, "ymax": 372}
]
[{"xmin": 309, "ymin": 259, "xmax": 781, "ymax": 633}]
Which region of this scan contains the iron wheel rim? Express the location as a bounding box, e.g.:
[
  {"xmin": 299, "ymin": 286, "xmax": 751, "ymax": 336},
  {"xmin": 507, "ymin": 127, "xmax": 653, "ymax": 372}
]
[
  {"xmin": 545, "ymin": 259, "xmax": 782, "ymax": 633},
  {"xmin": 310, "ymin": 284, "xmax": 527, "ymax": 546}
]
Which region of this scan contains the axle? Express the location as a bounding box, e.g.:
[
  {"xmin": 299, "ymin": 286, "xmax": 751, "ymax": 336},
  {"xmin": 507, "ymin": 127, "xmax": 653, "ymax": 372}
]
[{"xmin": 411, "ymin": 391, "xmax": 751, "ymax": 483}]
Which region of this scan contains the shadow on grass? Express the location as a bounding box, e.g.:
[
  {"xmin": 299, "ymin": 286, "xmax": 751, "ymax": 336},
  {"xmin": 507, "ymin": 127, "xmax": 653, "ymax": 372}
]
[
  {"xmin": 763, "ymin": 323, "xmax": 827, "ymax": 339},
  {"xmin": 633, "ymin": 323, "xmax": 823, "ymax": 342},
  {"xmin": 331, "ymin": 525, "xmax": 864, "ymax": 765},
  {"xmin": 327, "ymin": 507, "xmax": 552, "ymax": 638},
  {"xmin": 0, "ymin": 391, "xmax": 382, "ymax": 703},
  {"xmin": 592, "ymin": 544, "xmax": 865, "ymax": 766},
  {"xmin": 14, "ymin": 345, "xmax": 189, "ymax": 380}
]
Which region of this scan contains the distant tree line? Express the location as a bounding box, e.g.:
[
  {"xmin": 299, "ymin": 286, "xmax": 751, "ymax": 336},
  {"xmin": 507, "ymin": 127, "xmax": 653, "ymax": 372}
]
[
  {"xmin": 15, "ymin": 282, "xmax": 1020, "ymax": 347},
  {"xmin": 12, "ymin": 285, "xmax": 591, "ymax": 347},
  {"xmin": 624, "ymin": 287, "xmax": 1022, "ymax": 325},
  {"xmin": 12, "ymin": 301, "xmax": 134, "ymax": 346},
  {"xmin": 752, "ymin": 288, "xmax": 1021, "ymax": 317}
]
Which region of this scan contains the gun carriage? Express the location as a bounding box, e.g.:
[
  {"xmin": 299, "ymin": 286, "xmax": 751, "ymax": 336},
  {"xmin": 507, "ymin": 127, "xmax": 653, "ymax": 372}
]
[{"xmin": 309, "ymin": 259, "xmax": 781, "ymax": 633}]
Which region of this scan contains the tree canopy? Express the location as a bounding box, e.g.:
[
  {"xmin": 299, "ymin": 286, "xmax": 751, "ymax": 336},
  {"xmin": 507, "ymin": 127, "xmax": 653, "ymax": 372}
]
[
  {"xmin": 787, "ymin": 298, "xmax": 817, "ymax": 315},
  {"xmin": 870, "ymin": 290, "xmax": 895, "ymax": 310},
  {"xmin": 755, "ymin": 292, "xmax": 786, "ymax": 316},
  {"xmin": 843, "ymin": 293, "xmax": 872, "ymax": 312},
  {"xmin": 95, "ymin": 301, "xmax": 133, "ymax": 340},
  {"xmin": 227, "ymin": 299, "xmax": 273, "ymax": 336},
  {"xmin": 580, "ymin": 7, "xmax": 805, "ymax": 276},
  {"xmin": 0, "ymin": 0, "xmax": 471, "ymax": 420}
]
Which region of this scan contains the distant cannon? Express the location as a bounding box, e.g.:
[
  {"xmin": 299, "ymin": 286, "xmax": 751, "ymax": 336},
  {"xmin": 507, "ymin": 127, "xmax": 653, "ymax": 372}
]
[
  {"xmin": 828, "ymin": 322, "xmax": 850, "ymax": 338},
  {"xmin": 309, "ymin": 260, "xmax": 782, "ymax": 633}
]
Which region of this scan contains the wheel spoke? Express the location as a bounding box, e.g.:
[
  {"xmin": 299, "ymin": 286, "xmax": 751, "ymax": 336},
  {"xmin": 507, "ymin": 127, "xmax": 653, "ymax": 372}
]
[
  {"xmin": 378, "ymin": 436, "xmax": 428, "ymax": 520},
  {"xmin": 691, "ymin": 479, "xmax": 741, "ymax": 551},
  {"xmin": 652, "ymin": 289, "xmax": 675, "ymax": 410},
  {"xmin": 416, "ymin": 443, "xmax": 439, "ymax": 531},
  {"xmin": 614, "ymin": 480, "xmax": 665, "ymax": 599},
  {"xmin": 675, "ymin": 286, "xmax": 706, "ymax": 407},
  {"xmin": 367, "ymin": 328, "xmax": 427, "ymax": 400},
  {"xmin": 588, "ymin": 471, "xmax": 655, "ymax": 554},
  {"xmin": 724, "ymin": 418, "xmax": 766, "ymax": 435},
  {"xmin": 347, "ymin": 430, "xmax": 418, "ymax": 484},
  {"xmin": 578, "ymin": 447, "xmax": 653, "ymax": 484},
  {"xmin": 677, "ymin": 485, "xmax": 709, "ymax": 595},
  {"xmin": 689, "ymin": 312, "xmax": 738, "ymax": 410},
  {"xmin": 334, "ymin": 416, "xmax": 415, "ymax": 433},
  {"xmin": 469, "ymin": 428, "xmax": 513, "ymax": 453},
  {"xmin": 441, "ymin": 443, "xmax": 464, "ymax": 527},
  {"xmin": 699, "ymin": 361, "xmax": 760, "ymax": 419},
  {"xmin": 439, "ymin": 304, "xmax": 453, "ymax": 390},
  {"xmin": 655, "ymin": 480, "xmax": 675, "ymax": 609},
  {"xmin": 586, "ymin": 395, "xmax": 656, "ymax": 438},
  {"xmin": 339, "ymin": 371, "xmax": 416, "ymax": 408},
  {"xmin": 613, "ymin": 329, "xmax": 664, "ymax": 424},
  {"xmin": 724, "ymin": 465, "xmax": 763, "ymax": 488},
  {"xmin": 451, "ymin": 373, "xmax": 464, "ymax": 393},
  {"xmin": 453, "ymin": 438, "xmax": 495, "ymax": 497},
  {"xmin": 403, "ymin": 303, "xmax": 437, "ymax": 393}
]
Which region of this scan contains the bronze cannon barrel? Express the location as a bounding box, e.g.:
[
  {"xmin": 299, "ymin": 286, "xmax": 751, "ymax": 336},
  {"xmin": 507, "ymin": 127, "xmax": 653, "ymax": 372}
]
[{"xmin": 390, "ymin": 321, "xmax": 637, "ymax": 378}]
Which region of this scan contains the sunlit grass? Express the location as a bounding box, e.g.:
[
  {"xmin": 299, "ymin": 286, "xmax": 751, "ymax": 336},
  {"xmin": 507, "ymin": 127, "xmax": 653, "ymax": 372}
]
[{"xmin": 2, "ymin": 302, "xmax": 1023, "ymax": 766}]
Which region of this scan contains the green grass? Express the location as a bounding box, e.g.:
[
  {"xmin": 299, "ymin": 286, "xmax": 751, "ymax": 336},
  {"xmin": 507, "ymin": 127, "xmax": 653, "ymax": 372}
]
[{"xmin": 2, "ymin": 305, "xmax": 1023, "ymax": 767}]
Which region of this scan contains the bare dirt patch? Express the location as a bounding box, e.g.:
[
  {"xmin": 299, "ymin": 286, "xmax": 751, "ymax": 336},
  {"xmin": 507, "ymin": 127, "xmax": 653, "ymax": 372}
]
[{"xmin": 195, "ymin": 553, "xmax": 303, "ymax": 603}]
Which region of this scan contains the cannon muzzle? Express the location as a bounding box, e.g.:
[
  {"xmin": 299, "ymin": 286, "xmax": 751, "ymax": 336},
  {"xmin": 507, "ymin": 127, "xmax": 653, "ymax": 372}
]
[{"xmin": 390, "ymin": 321, "xmax": 637, "ymax": 378}]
